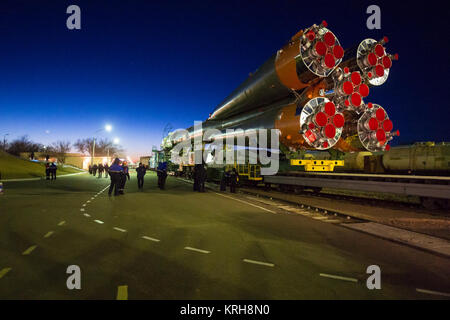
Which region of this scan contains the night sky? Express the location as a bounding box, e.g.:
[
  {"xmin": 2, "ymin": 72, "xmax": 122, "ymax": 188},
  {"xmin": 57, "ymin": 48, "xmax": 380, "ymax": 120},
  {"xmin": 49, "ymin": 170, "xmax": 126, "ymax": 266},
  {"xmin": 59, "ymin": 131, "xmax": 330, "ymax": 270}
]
[{"xmin": 0, "ymin": 0, "xmax": 448, "ymax": 159}]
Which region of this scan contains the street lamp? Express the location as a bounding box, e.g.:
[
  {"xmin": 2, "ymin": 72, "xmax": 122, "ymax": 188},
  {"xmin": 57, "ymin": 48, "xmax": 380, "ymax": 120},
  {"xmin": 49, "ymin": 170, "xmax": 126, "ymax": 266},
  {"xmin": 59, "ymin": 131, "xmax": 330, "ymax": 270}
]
[
  {"xmin": 2, "ymin": 133, "xmax": 9, "ymax": 150},
  {"xmin": 92, "ymin": 124, "xmax": 113, "ymax": 165}
]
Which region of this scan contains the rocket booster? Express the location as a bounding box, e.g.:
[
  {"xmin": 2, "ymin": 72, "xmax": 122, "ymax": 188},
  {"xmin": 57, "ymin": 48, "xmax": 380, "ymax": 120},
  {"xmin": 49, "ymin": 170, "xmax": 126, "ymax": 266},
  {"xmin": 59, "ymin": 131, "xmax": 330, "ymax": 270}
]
[{"xmin": 163, "ymin": 22, "xmax": 399, "ymax": 154}]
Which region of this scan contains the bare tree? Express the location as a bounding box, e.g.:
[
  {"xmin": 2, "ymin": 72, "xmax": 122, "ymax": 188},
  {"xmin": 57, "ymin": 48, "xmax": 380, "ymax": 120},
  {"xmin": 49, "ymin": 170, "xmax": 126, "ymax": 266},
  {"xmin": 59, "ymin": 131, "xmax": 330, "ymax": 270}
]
[
  {"xmin": 74, "ymin": 138, "xmax": 122, "ymax": 157},
  {"xmin": 50, "ymin": 141, "xmax": 71, "ymax": 164},
  {"xmin": 7, "ymin": 135, "xmax": 43, "ymax": 156}
]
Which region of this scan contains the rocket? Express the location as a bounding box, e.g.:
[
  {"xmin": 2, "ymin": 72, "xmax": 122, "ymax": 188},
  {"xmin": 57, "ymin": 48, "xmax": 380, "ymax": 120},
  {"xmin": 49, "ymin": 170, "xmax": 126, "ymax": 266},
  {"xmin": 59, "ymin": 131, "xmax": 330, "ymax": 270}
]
[{"xmin": 163, "ymin": 21, "xmax": 399, "ymax": 154}]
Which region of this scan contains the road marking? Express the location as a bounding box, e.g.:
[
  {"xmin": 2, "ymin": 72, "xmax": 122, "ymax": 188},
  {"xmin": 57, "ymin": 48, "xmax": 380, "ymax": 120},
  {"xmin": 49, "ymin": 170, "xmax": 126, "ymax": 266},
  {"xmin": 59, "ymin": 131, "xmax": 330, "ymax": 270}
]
[
  {"xmin": 91, "ymin": 197, "xmax": 95, "ymax": 200},
  {"xmin": 116, "ymin": 285, "xmax": 128, "ymax": 300},
  {"xmin": 58, "ymin": 221, "xmax": 66, "ymax": 226},
  {"xmin": 82, "ymin": 204, "xmax": 86, "ymax": 207},
  {"xmin": 243, "ymin": 259, "xmax": 274, "ymax": 267},
  {"xmin": 0, "ymin": 268, "xmax": 12, "ymax": 279},
  {"xmin": 113, "ymin": 227, "xmax": 127, "ymax": 233},
  {"xmin": 84, "ymin": 213, "xmax": 91, "ymax": 217},
  {"xmin": 215, "ymin": 193, "xmax": 276, "ymax": 214},
  {"xmin": 184, "ymin": 247, "xmax": 210, "ymax": 254},
  {"xmin": 319, "ymin": 273, "xmax": 358, "ymax": 283},
  {"xmin": 416, "ymin": 288, "xmax": 450, "ymax": 297},
  {"xmin": 94, "ymin": 220, "xmax": 104, "ymax": 224},
  {"xmin": 87, "ymin": 200, "xmax": 91, "ymax": 203},
  {"xmin": 80, "ymin": 208, "xmax": 85, "ymax": 212},
  {"xmin": 43, "ymin": 231, "xmax": 54, "ymax": 238},
  {"xmin": 312, "ymin": 216, "xmax": 328, "ymax": 220},
  {"xmin": 142, "ymin": 236, "xmax": 160, "ymax": 242},
  {"xmin": 22, "ymin": 245, "xmax": 37, "ymax": 255}
]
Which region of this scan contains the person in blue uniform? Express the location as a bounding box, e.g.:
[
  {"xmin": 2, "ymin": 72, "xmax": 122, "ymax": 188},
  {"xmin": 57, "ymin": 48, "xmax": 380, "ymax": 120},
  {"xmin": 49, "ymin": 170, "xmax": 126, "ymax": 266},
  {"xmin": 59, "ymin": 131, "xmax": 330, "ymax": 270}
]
[
  {"xmin": 119, "ymin": 161, "xmax": 130, "ymax": 194},
  {"xmin": 157, "ymin": 162, "xmax": 168, "ymax": 190},
  {"xmin": 108, "ymin": 158, "xmax": 123, "ymax": 196},
  {"xmin": 136, "ymin": 162, "xmax": 147, "ymax": 189},
  {"xmin": 49, "ymin": 162, "xmax": 57, "ymax": 180}
]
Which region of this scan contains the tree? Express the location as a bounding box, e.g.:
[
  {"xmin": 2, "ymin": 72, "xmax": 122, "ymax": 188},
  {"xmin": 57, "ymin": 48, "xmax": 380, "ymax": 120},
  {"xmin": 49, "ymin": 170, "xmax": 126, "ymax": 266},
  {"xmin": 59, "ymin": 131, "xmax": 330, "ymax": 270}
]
[
  {"xmin": 50, "ymin": 141, "xmax": 71, "ymax": 164},
  {"xmin": 74, "ymin": 138, "xmax": 122, "ymax": 157},
  {"xmin": 7, "ymin": 135, "xmax": 43, "ymax": 156}
]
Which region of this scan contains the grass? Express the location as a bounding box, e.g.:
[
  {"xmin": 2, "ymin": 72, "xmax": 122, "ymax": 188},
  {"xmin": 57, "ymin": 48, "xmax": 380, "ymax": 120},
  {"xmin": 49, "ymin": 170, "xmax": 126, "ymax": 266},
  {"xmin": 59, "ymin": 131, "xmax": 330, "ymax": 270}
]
[{"xmin": 0, "ymin": 150, "xmax": 83, "ymax": 180}]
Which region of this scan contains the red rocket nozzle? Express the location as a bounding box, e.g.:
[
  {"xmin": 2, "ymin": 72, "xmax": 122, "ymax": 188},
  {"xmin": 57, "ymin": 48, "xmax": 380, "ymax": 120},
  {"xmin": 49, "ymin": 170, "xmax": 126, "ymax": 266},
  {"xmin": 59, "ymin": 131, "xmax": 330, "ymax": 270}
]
[
  {"xmin": 368, "ymin": 118, "xmax": 378, "ymax": 130},
  {"xmin": 324, "ymin": 54, "xmax": 335, "ymax": 69},
  {"xmin": 375, "ymin": 65, "xmax": 385, "ymax": 77},
  {"xmin": 324, "ymin": 102, "xmax": 336, "ymax": 116},
  {"xmin": 375, "ymin": 44, "xmax": 385, "ymax": 57},
  {"xmin": 376, "ymin": 129, "xmax": 386, "ymax": 142},
  {"xmin": 333, "ymin": 45, "xmax": 344, "ymax": 59},
  {"xmin": 324, "ymin": 124, "xmax": 336, "ymax": 138},
  {"xmin": 383, "ymin": 36, "xmax": 389, "ymax": 44},
  {"xmin": 315, "ymin": 42, "xmax": 327, "ymax": 56},
  {"xmin": 367, "ymin": 102, "xmax": 373, "ymax": 109},
  {"xmin": 351, "ymin": 92, "xmax": 362, "ymax": 106},
  {"xmin": 382, "ymin": 119, "xmax": 393, "ymax": 132},
  {"xmin": 321, "ymin": 20, "xmax": 328, "ymax": 28},
  {"xmin": 307, "ymin": 31, "xmax": 316, "ymax": 41},
  {"xmin": 323, "ymin": 141, "xmax": 329, "ymax": 148},
  {"xmin": 382, "ymin": 56, "xmax": 392, "ymax": 69},
  {"xmin": 324, "ymin": 32, "xmax": 335, "ymax": 46},
  {"xmin": 367, "ymin": 53, "xmax": 377, "ymax": 66},
  {"xmin": 343, "ymin": 81, "xmax": 353, "ymax": 95},
  {"xmin": 308, "ymin": 122, "xmax": 315, "ymax": 129},
  {"xmin": 351, "ymin": 72, "xmax": 362, "ymax": 86},
  {"xmin": 333, "ymin": 114, "xmax": 345, "ymax": 128},
  {"xmin": 343, "ymin": 67, "xmax": 349, "ymax": 74},
  {"xmin": 393, "ymin": 53, "xmax": 399, "ymax": 60},
  {"xmin": 359, "ymin": 84, "xmax": 370, "ymax": 97},
  {"xmin": 376, "ymin": 108, "xmax": 385, "ymax": 121},
  {"xmin": 315, "ymin": 112, "xmax": 328, "ymax": 127}
]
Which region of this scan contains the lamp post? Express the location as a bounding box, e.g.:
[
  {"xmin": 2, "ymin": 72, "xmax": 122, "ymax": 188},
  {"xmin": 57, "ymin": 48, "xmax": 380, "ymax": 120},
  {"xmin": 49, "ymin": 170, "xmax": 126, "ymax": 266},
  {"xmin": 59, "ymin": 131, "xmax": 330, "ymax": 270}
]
[
  {"xmin": 107, "ymin": 138, "xmax": 120, "ymax": 160},
  {"xmin": 92, "ymin": 125, "xmax": 112, "ymax": 165},
  {"xmin": 2, "ymin": 133, "xmax": 9, "ymax": 150}
]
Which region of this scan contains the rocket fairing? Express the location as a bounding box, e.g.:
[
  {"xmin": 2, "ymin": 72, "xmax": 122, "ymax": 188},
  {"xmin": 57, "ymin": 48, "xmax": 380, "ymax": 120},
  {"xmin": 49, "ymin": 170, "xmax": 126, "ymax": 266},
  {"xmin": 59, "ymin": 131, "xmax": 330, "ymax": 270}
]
[{"xmin": 163, "ymin": 22, "xmax": 399, "ymax": 154}]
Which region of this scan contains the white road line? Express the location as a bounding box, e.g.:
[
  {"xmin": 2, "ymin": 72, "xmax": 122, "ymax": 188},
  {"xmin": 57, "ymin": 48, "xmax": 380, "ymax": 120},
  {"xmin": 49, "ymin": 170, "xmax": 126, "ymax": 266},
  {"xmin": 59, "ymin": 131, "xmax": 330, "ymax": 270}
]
[
  {"xmin": 0, "ymin": 268, "xmax": 12, "ymax": 279},
  {"xmin": 243, "ymin": 259, "xmax": 275, "ymax": 267},
  {"xmin": 324, "ymin": 219, "xmax": 342, "ymax": 223},
  {"xmin": 94, "ymin": 220, "xmax": 104, "ymax": 224},
  {"xmin": 80, "ymin": 208, "xmax": 85, "ymax": 212},
  {"xmin": 87, "ymin": 200, "xmax": 91, "ymax": 203},
  {"xmin": 312, "ymin": 216, "xmax": 328, "ymax": 220},
  {"xmin": 113, "ymin": 227, "xmax": 127, "ymax": 233},
  {"xmin": 142, "ymin": 236, "xmax": 160, "ymax": 242},
  {"xmin": 91, "ymin": 197, "xmax": 95, "ymax": 200},
  {"xmin": 58, "ymin": 221, "xmax": 66, "ymax": 226},
  {"xmin": 43, "ymin": 231, "xmax": 54, "ymax": 238},
  {"xmin": 22, "ymin": 245, "xmax": 37, "ymax": 255},
  {"xmin": 184, "ymin": 247, "xmax": 210, "ymax": 254},
  {"xmin": 83, "ymin": 213, "xmax": 91, "ymax": 217},
  {"xmin": 82, "ymin": 204, "xmax": 86, "ymax": 207},
  {"xmin": 215, "ymin": 193, "xmax": 276, "ymax": 214},
  {"xmin": 416, "ymin": 288, "xmax": 450, "ymax": 297},
  {"xmin": 117, "ymin": 285, "xmax": 128, "ymax": 300},
  {"xmin": 319, "ymin": 273, "xmax": 358, "ymax": 283}
]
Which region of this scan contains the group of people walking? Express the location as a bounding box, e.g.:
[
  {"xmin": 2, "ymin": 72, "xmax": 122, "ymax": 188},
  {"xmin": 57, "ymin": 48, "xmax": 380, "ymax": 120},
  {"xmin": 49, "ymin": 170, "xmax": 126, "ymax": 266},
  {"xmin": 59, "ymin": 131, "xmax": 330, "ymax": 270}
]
[{"xmin": 88, "ymin": 163, "xmax": 109, "ymax": 178}]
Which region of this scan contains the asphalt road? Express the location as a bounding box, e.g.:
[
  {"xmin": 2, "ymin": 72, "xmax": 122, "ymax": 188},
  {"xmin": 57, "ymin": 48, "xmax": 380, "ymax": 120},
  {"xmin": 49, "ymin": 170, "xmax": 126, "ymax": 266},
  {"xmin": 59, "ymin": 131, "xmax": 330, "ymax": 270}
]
[{"xmin": 0, "ymin": 172, "xmax": 449, "ymax": 299}]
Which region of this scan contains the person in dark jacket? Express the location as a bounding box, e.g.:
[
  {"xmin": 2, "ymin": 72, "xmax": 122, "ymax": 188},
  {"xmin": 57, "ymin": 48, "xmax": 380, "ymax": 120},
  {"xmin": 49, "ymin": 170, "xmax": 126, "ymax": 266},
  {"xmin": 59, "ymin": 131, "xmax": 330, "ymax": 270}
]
[
  {"xmin": 220, "ymin": 168, "xmax": 229, "ymax": 191},
  {"xmin": 119, "ymin": 161, "xmax": 130, "ymax": 194},
  {"xmin": 98, "ymin": 163, "xmax": 104, "ymax": 178},
  {"xmin": 136, "ymin": 162, "xmax": 147, "ymax": 189},
  {"xmin": 193, "ymin": 164, "xmax": 200, "ymax": 191},
  {"xmin": 92, "ymin": 164, "xmax": 98, "ymax": 176},
  {"xmin": 49, "ymin": 162, "xmax": 57, "ymax": 180},
  {"xmin": 198, "ymin": 164, "xmax": 207, "ymax": 192},
  {"xmin": 108, "ymin": 158, "xmax": 123, "ymax": 196},
  {"xmin": 104, "ymin": 164, "xmax": 109, "ymax": 178},
  {"xmin": 229, "ymin": 168, "xmax": 239, "ymax": 193},
  {"xmin": 45, "ymin": 163, "xmax": 51, "ymax": 180},
  {"xmin": 157, "ymin": 162, "xmax": 168, "ymax": 190},
  {"xmin": 88, "ymin": 164, "xmax": 92, "ymax": 175}
]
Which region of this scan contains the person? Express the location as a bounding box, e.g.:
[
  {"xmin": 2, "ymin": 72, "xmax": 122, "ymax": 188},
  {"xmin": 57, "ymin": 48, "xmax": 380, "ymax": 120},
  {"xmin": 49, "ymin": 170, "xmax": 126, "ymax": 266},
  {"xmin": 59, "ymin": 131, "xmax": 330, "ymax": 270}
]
[
  {"xmin": 45, "ymin": 163, "xmax": 51, "ymax": 180},
  {"xmin": 92, "ymin": 164, "xmax": 98, "ymax": 176},
  {"xmin": 198, "ymin": 164, "xmax": 207, "ymax": 192},
  {"xmin": 50, "ymin": 162, "xmax": 57, "ymax": 180},
  {"xmin": 88, "ymin": 164, "xmax": 92, "ymax": 175},
  {"xmin": 104, "ymin": 163, "xmax": 109, "ymax": 178},
  {"xmin": 136, "ymin": 162, "xmax": 147, "ymax": 189},
  {"xmin": 119, "ymin": 161, "xmax": 130, "ymax": 194},
  {"xmin": 193, "ymin": 164, "xmax": 200, "ymax": 191},
  {"xmin": 220, "ymin": 168, "xmax": 229, "ymax": 191},
  {"xmin": 157, "ymin": 162, "xmax": 168, "ymax": 190},
  {"xmin": 98, "ymin": 163, "xmax": 104, "ymax": 178},
  {"xmin": 229, "ymin": 168, "xmax": 239, "ymax": 193},
  {"xmin": 108, "ymin": 158, "xmax": 123, "ymax": 196}
]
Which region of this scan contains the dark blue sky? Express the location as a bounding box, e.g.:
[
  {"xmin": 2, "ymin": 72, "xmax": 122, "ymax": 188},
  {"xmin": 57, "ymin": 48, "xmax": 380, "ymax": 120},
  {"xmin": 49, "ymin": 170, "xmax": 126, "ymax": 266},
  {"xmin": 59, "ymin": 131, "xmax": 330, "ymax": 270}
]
[{"xmin": 0, "ymin": 0, "xmax": 448, "ymax": 158}]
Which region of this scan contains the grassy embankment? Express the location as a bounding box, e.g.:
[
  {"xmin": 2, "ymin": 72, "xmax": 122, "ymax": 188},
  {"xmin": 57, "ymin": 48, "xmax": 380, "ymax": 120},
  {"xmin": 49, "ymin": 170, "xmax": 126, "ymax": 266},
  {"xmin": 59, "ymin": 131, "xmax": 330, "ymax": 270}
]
[{"xmin": 0, "ymin": 150, "xmax": 83, "ymax": 179}]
